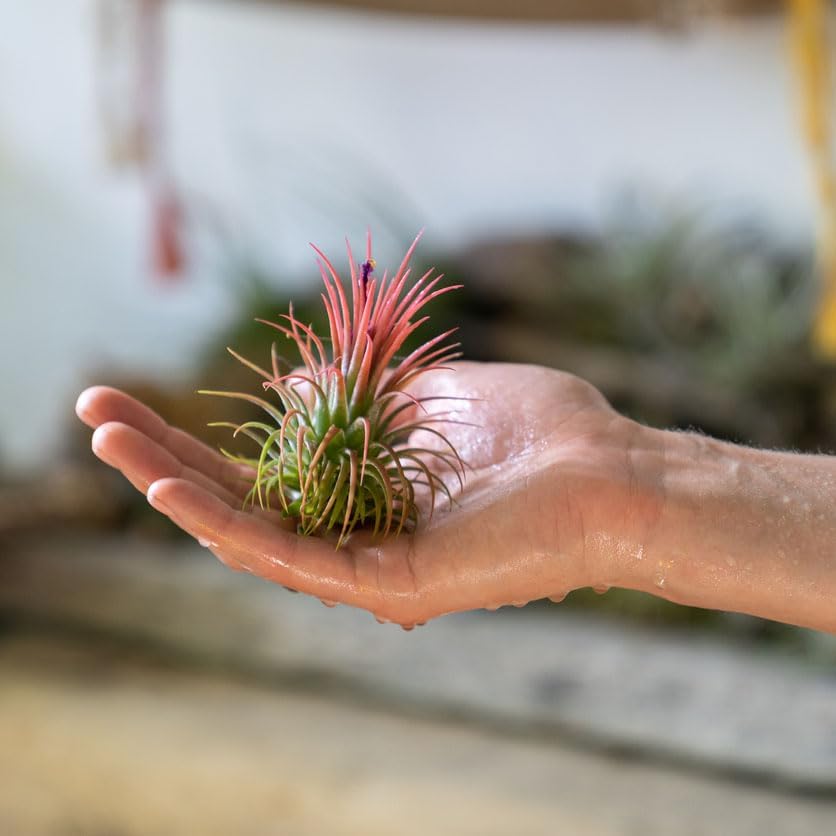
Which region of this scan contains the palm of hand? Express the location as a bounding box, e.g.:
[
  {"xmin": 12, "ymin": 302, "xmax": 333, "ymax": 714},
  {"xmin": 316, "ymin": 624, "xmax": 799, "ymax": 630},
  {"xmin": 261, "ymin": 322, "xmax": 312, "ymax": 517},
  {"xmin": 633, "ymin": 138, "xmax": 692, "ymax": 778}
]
[{"xmin": 78, "ymin": 362, "xmax": 646, "ymax": 627}]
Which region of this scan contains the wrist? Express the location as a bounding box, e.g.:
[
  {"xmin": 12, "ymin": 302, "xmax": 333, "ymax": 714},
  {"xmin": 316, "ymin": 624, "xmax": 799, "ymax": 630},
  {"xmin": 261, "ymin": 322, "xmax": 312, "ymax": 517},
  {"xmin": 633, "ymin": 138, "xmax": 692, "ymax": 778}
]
[
  {"xmin": 626, "ymin": 428, "xmax": 737, "ymax": 604},
  {"xmin": 578, "ymin": 417, "xmax": 669, "ymax": 592},
  {"xmin": 582, "ymin": 420, "xmax": 741, "ymax": 599}
]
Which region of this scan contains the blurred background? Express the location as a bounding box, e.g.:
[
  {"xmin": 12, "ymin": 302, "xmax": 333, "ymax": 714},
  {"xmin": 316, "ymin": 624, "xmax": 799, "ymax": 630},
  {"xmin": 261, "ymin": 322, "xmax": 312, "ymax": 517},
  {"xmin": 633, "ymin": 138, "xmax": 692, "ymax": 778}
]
[{"xmin": 2, "ymin": 0, "xmax": 836, "ymax": 833}]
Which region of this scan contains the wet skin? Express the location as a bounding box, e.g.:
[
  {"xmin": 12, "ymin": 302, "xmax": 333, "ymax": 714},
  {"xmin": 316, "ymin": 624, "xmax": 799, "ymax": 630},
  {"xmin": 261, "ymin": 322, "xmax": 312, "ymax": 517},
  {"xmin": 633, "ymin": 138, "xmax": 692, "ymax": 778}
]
[{"xmin": 77, "ymin": 361, "xmax": 836, "ymax": 632}]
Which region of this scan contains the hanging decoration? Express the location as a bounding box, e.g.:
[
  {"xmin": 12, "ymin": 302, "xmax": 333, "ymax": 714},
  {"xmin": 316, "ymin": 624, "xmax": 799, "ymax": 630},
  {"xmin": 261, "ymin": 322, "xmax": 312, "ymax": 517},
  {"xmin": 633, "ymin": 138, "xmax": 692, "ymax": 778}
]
[
  {"xmin": 789, "ymin": 0, "xmax": 836, "ymax": 358},
  {"xmin": 97, "ymin": 0, "xmax": 186, "ymax": 280}
]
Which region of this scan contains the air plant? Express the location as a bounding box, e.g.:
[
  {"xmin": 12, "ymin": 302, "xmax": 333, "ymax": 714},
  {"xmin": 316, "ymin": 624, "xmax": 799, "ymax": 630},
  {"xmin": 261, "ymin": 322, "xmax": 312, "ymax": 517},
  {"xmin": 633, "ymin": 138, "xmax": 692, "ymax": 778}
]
[{"xmin": 202, "ymin": 231, "xmax": 466, "ymax": 546}]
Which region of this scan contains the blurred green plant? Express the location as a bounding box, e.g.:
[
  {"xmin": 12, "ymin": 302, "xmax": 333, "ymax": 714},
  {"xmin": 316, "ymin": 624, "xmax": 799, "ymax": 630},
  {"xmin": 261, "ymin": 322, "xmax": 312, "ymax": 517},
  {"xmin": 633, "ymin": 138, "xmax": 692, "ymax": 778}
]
[{"xmin": 558, "ymin": 199, "xmax": 818, "ymax": 391}]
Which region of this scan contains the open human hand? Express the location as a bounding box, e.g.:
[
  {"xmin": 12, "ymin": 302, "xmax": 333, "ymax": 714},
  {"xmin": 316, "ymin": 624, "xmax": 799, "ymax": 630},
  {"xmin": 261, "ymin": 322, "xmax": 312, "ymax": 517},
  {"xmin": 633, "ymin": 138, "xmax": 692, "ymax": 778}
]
[{"xmin": 77, "ymin": 361, "xmax": 664, "ymax": 628}]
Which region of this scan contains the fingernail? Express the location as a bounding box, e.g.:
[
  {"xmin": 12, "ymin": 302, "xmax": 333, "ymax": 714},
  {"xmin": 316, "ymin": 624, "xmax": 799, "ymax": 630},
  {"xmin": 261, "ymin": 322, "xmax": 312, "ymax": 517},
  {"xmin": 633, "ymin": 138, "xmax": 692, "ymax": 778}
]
[
  {"xmin": 75, "ymin": 392, "xmax": 96, "ymax": 424},
  {"xmin": 147, "ymin": 489, "xmax": 172, "ymax": 516},
  {"xmin": 91, "ymin": 427, "xmax": 113, "ymax": 462}
]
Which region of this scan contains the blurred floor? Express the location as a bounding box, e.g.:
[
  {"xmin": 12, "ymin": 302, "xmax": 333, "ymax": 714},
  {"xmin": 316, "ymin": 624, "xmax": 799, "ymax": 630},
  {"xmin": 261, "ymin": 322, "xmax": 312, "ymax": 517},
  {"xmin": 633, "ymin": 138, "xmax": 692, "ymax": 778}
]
[
  {"xmin": 1, "ymin": 632, "xmax": 835, "ymax": 836},
  {"xmin": 4, "ymin": 532, "xmax": 836, "ymax": 791}
]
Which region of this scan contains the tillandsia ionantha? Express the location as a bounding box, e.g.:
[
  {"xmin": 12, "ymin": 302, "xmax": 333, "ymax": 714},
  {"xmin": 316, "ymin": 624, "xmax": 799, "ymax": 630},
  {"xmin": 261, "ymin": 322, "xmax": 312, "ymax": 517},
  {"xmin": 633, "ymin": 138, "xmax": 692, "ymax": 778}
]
[{"xmin": 201, "ymin": 231, "xmax": 467, "ymax": 547}]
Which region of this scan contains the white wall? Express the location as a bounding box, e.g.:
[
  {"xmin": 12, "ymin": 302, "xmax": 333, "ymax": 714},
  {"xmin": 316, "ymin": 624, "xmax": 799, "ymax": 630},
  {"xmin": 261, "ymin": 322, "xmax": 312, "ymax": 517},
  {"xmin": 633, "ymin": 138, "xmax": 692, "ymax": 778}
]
[{"xmin": 0, "ymin": 0, "xmax": 826, "ymax": 468}]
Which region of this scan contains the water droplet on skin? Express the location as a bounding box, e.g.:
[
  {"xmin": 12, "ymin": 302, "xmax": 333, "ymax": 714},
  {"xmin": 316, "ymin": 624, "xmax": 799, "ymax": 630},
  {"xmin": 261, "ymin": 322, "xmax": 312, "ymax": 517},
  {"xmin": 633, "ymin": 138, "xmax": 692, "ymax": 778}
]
[
  {"xmin": 485, "ymin": 603, "xmax": 501, "ymax": 612},
  {"xmin": 654, "ymin": 573, "xmax": 666, "ymax": 589},
  {"xmin": 635, "ymin": 545, "xmax": 645, "ymax": 561},
  {"xmin": 320, "ymin": 599, "xmax": 336, "ymax": 608},
  {"xmin": 548, "ymin": 593, "xmax": 567, "ymax": 604},
  {"xmin": 512, "ymin": 601, "xmax": 528, "ymax": 608},
  {"xmin": 198, "ymin": 537, "xmax": 215, "ymax": 548},
  {"xmin": 593, "ymin": 585, "xmax": 610, "ymax": 595},
  {"xmin": 375, "ymin": 616, "xmax": 391, "ymax": 625},
  {"xmin": 401, "ymin": 624, "xmax": 415, "ymax": 632}
]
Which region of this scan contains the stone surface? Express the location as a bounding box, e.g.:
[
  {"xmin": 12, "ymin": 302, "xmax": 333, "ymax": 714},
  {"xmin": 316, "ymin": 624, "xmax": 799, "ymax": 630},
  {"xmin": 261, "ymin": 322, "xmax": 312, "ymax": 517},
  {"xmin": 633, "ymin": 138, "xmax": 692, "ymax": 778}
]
[{"xmin": 2, "ymin": 531, "xmax": 836, "ymax": 793}]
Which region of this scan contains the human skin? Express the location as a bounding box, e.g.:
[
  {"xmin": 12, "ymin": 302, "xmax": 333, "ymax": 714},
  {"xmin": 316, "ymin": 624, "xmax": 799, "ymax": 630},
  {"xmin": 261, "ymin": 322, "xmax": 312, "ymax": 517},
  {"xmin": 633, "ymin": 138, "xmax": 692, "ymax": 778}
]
[{"xmin": 76, "ymin": 361, "xmax": 836, "ymax": 633}]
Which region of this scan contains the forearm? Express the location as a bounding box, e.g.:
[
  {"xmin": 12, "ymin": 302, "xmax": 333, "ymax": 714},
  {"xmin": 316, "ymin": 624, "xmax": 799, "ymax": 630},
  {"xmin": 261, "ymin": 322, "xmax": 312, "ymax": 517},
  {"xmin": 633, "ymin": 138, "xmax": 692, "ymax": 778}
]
[{"xmin": 613, "ymin": 428, "xmax": 836, "ymax": 632}]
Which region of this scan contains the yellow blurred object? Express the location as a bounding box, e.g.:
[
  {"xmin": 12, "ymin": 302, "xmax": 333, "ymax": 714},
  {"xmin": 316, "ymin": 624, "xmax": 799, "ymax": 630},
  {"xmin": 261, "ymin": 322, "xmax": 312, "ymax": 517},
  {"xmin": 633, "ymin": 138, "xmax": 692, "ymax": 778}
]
[{"xmin": 790, "ymin": 0, "xmax": 836, "ymax": 357}]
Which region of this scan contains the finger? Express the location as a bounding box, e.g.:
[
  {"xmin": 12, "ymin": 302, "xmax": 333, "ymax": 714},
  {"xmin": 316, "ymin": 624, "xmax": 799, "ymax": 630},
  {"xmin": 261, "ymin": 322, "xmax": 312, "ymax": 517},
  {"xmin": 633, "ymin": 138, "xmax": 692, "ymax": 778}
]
[
  {"xmin": 92, "ymin": 421, "xmax": 242, "ymax": 507},
  {"xmin": 77, "ymin": 386, "xmax": 254, "ymax": 499},
  {"xmin": 146, "ymin": 477, "xmax": 373, "ymax": 607},
  {"xmin": 92, "ymin": 421, "xmax": 292, "ymax": 531}
]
